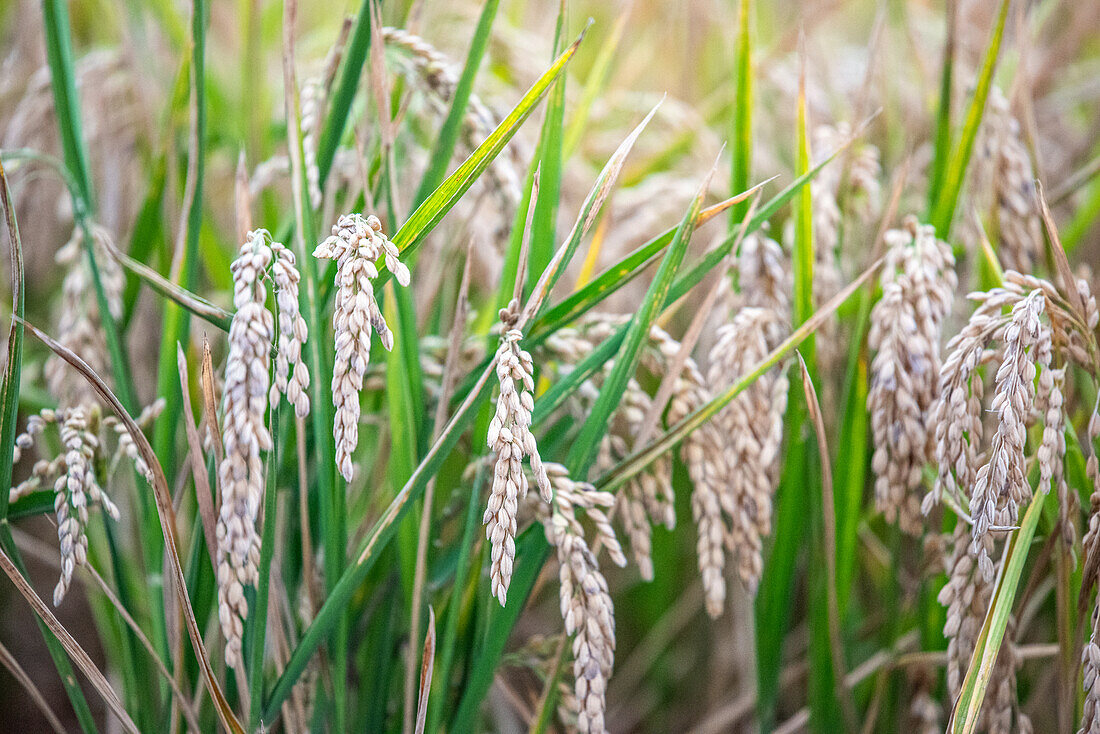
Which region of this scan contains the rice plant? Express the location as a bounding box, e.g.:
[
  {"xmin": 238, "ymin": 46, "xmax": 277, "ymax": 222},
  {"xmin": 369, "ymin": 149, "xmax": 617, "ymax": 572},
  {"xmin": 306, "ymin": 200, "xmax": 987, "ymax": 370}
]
[{"xmin": 0, "ymin": 0, "xmax": 1099, "ymax": 732}]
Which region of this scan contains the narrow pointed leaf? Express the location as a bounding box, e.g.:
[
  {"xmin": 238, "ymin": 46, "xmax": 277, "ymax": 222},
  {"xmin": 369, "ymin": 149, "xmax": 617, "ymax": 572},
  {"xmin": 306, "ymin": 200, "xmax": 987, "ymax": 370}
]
[{"xmin": 391, "ymin": 27, "xmax": 587, "ymax": 260}]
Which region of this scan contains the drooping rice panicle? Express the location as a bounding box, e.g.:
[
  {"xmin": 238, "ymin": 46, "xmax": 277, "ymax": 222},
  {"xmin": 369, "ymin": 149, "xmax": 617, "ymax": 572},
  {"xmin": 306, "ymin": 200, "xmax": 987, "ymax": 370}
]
[
  {"xmin": 737, "ymin": 231, "xmax": 791, "ymax": 315},
  {"xmin": 540, "ymin": 316, "xmax": 697, "ymax": 582},
  {"xmin": 679, "ymin": 306, "xmax": 788, "ymax": 612},
  {"xmin": 967, "ymin": 289, "xmax": 1043, "ymax": 580},
  {"xmin": 1083, "ymin": 400, "xmax": 1100, "ymax": 734},
  {"xmin": 868, "ymin": 217, "xmax": 956, "ymax": 533},
  {"xmin": 927, "ymin": 269, "xmax": 1097, "ymax": 731},
  {"xmin": 657, "ymin": 235, "xmax": 790, "ymax": 616},
  {"xmin": 1084, "ymin": 601, "xmax": 1100, "ymax": 734},
  {"xmin": 381, "ymin": 26, "xmax": 522, "ymax": 207},
  {"xmin": 315, "ymin": 213, "xmax": 410, "ymax": 481},
  {"xmin": 976, "ymin": 88, "xmax": 1043, "ymax": 273},
  {"xmin": 940, "ymin": 518, "xmax": 1032, "ymax": 733},
  {"xmin": 299, "ymin": 74, "xmax": 324, "ymax": 210},
  {"xmin": 597, "ymin": 380, "xmax": 671, "ymax": 580},
  {"xmin": 56, "ymin": 407, "xmax": 119, "ymax": 606},
  {"xmin": 485, "ymin": 298, "xmax": 550, "ymax": 605},
  {"xmin": 539, "ymin": 463, "xmax": 624, "ymax": 734},
  {"xmin": 7, "ymin": 401, "xmax": 166, "ymax": 608},
  {"xmin": 9, "ymin": 407, "xmax": 119, "ymax": 605},
  {"xmin": 218, "ymin": 229, "xmax": 276, "ymax": 667},
  {"xmin": 270, "ymin": 240, "xmax": 311, "ymax": 417},
  {"xmin": 808, "ymin": 123, "xmax": 881, "ymax": 373},
  {"xmin": 102, "ymin": 397, "xmax": 166, "ymax": 483}
]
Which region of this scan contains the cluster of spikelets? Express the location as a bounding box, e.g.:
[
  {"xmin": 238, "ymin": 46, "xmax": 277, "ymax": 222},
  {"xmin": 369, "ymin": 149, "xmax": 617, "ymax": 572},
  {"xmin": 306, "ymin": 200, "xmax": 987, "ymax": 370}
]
[
  {"xmin": 216, "ymin": 213, "xmax": 410, "ymax": 666},
  {"xmin": 867, "ymin": 226, "xmax": 1100, "ymax": 732},
  {"xmin": 9, "ymin": 400, "xmax": 164, "ymax": 606},
  {"xmin": 535, "ymin": 234, "xmax": 793, "ymax": 622},
  {"xmin": 484, "ymin": 298, "xmax": 551, "ymax": 605},
  {"xmin": 45, "ymin": 224, "xmax": 125, "ymax": 408},
  {"xmin": 1083, "ymin": 397, "xmax": 1100, "ymax": 734},
  {"xmin": 315, "ymin": 213, "xmax": 410, "ymax": 482},
  {"xmin": 867, "ymin": 217, "xmax": 957, "ymax": 534},
  {"xmin": 481, "ymin": 302, "xmax": 630, "ymax": 732},
  {"xmin": 687, "ymin": 233, "xmax": 790, "ymax": 613},
  {"xmin": 533, "ymin": 230, "xmax": 793, "ymax": 621},
  {"xmin": 11, "ymin": 407, "xmax": 115, "ymax": 605},
  {"xmin": 808, "ymin": 123, "xmax": 881, "ymax": 373},
  {"xmin": 218, "ymin": 228, "xmax": 310, "ymax": 667},
  {"xmin": 536, "ymin": 463, "xmax": 625, "ymax": 734},
  {"xmin": 252, "ymin": 27, "xmax": 519, "ymax": 228},
  {"xmin": 473, "ymin": 230, "xmax": 799, "ymax": 731},
  {"xmin": 928, "ymin": 271, "xmax": 1095, "ymax": 734},
  {"xmin": 7, "ymin": 220, "xmax": 165, "ymax": 607},
  {"xmin": 973, "ymin": 88, "xmax": 1044, "ymax": 274}
]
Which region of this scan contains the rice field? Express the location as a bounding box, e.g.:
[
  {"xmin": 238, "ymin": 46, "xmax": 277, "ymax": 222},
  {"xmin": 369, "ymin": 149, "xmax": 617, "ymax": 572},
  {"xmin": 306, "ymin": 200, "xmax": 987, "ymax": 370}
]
[{"xmin": 1, "ymin": 0, "xmax": 1099, "ymax": 731}]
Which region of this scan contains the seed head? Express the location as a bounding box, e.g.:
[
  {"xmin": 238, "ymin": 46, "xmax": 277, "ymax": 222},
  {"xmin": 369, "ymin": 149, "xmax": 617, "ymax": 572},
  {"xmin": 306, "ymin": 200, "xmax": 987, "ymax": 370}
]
[
  {"xmin": 315, "ymin": 213, "xmax": 410, "ymax": 481},
  {"xmin": 868, "ymin": 217, "xmax": 955, "ymax": 533},
  {"xmin": 484, "ymin": 298, "xmax": 550, "ymax": 605},
  {"xmin": 218, "ymin": 229, "xmax": 278, "ymax": 667}
]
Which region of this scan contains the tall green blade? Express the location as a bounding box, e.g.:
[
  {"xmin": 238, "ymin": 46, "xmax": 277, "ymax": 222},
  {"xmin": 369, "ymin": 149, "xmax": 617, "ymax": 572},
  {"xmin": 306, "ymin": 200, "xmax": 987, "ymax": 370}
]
[
  {"xmin": 526, "ymin": 1, "xmax": 568, "ymax": 291},
  {"xmin": 411, "ymin": 0, "xmax": 502, "ymax": 209},
  {"xmin": 730, "ymin": 0, "xmax": 753, "ymax": 228},
  {"xmin": 928, "ymin": 0, "xmax": 1010, "ymax": 237},
  {"xmin": 391, "ymin": 29, "xmax": 586, "ymax": 261},
  {"xmin": 565, "ymin": 166, "xmax": 713, "ymax": 474}
]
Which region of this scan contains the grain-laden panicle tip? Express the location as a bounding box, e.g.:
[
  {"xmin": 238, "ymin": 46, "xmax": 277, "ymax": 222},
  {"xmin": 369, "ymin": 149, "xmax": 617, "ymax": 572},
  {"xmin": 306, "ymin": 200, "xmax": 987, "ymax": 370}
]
[
  {"xmin": 299, "ymin": 74, "xmax": 324, "ymax": 210},
  {"xmin": 600, "ymin": 378, "xmax": 672, "ymax": 581},
  {"xmin": 538, "ymin": 463, "xmax": 620, "ymax": 734},
  {"xmin": 269, "ymin": 241, "xmax": 311, "ymax": 417},
  {"xmin": 687, "ymin": 306, "xmax": 788, "ymax": 615},
  {"xmin": 868, "ymin": 217, "xmax": 955, "ymax": 534},
  {"xmin": 929, "ymin": 270, "xmax": 1096, "ymax": 730},
  {"xmin": 1081, "ymin": 393, "xmax": 1100, "ymax": 727},
  {"xmin": 938, "ymin": 521, "xmax": 1031, "ymax": 732},
  {"xmin": 968, "ymin": 289, "xmax": 1044, "ymax": 580},
  {"xmin": 484, "ymin": 298, "xmax": 550, "ymax": 605},
  {"xmin": 1084, "ymin": 396, "xmax": 1100, "ymax": 590},
  {"xmin": 54, "ymin": 407, "xmax": 117, "ymax": 606},
  {"xmin": 810, "ymin": 122, "xmax": 882, "ymax": 373},
  {"xmin": 9, "ymin": 406, "xmax": 122, "ymax": 607},
  {"xmin": 975, "ymin": 88, "xmax": 1043, "ymax": 274},
  {"xmin": 666, "ymin": 234, "xmax": 790, "ymax": 618},
  {"xmin": 105, "ymin": 398, "xmax": 166, "ymax": 484},
  {"xmin": 315, "ymin": 213, "xmax": 411, "ymax": 482},
  {"xmin": 1083, "ymin": 606, "xmax": 1100, "ymax": 734},
  {"xmin": 217, "ymin": 229, "xmax": 277, "ymax": 667}
]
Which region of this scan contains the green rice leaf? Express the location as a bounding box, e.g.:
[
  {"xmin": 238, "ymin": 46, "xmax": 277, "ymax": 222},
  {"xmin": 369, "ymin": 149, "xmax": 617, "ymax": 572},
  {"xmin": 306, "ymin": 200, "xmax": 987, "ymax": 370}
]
[
  {"xmin": 566, "ymin": 161, "xmax": 714, "ymax": 474},
  {"xmin": 411, "ymin": 0, "xmax": 502, "ymax": 209},
  {"xmin": 929, "ymin": 0, "xmax": 1010, "ymax": 237},
  {"xmin": 390, "ymin": 27, "xmax": 587, "ymax": 262},
  {"xmin": 730, "ymin": 0, "xmax": 753, "ymax": 228},
  {"xmin": 948, "ymin": 490, "xmax": 1050, "ymax": 733},
  {"xmin": 526, "ymin": 1, "xmax": 568, "ymax": 291}
]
